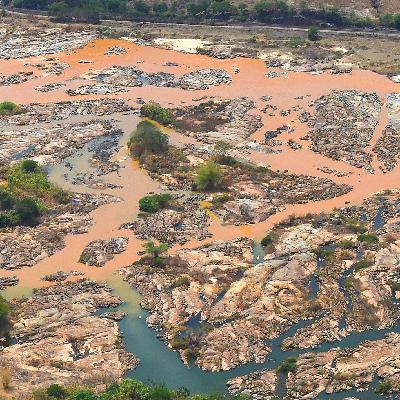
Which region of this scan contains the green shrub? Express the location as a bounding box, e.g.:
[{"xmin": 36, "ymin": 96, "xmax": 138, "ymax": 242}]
[
  {"xmin": 278, "ymin": 356, "xmax": 297, "ymax": 373},
  {"xmin": 0, "ymin": 295, "xmax": 9, "ymax": 318},
  {"xmin": 0, "ymin": 101, "xmax": 23, "ymax": 115},
  {"xmin": 353, "ymin": 258, "xmax": 374, "ymax": 272},
  {"xmin": 128, "ymin": 121, "xmax": 169, "ymax": 158},
  {"xmin": 140, "ymin": 102, "xmax": 173, "ymax": 125},
  {"xmin": 47, "ymin": 384, "xmax": 66, "ymax": 399},
  {"xmin": 376, "ymin": 379, "xmax": 392, "ymax": 394},
  {"xmin": 261, "ymin": 233, "xmax": 273, "ymax": 247},
  {"xmin": 357, "ymin": 233, "xmax": 378, "ymax": 243},
  {"xmin": 308, "ymin": 26, "xmax": 320, "ymax": 41},
  {"xmin": 139, "ymin": 193, "xmax": 171, "ymax": 213},
  {"xmin": 21, "ymin": 159, "xmax": 39, "ymax": 173},
  {"xmin": 195, "ymin": 161, "xmax": 221, "ymax": 191}
]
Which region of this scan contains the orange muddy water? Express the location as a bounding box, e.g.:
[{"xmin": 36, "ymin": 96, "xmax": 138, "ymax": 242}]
[{"xmin": 1, "ymin": 37, "xmax": 399, "ymax": 298}]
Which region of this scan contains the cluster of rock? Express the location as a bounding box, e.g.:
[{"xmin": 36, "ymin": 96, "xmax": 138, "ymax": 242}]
[
  {"xmin": 35, "ymin": 83, "xmax": 66, "ymax": 92},
  {"xmin": 27, "ymin": 59, "xmax": 69, "ymax": 75},
  {"xmin": 104, "ymin": 46, "xmax": 126, "ymax": 56},
  {"xmin": 373, "ymin": 93, "xmax": 400, "ymax": 171},
  {"xmin": 0, "ymin": 193, "xmax": 120, "ymax": 270},
  {"xmin": 223, "ymin": 192, "xmax": 400, "ymax": 398},
  {"xmin": 0, "ymin": 280, "xmax": 137, "ymax": 395},
  {"xmin": 264, "ymin": 52, "xmax": 353, "ymax": 75},
  {"xmin": 173, "ymin": 97, "xmax": 261, "ymax": 146},
  {"xmin": 0, "ymin": 27, "xmax": 96, "ymax": 59},
  {"xmin": 0, "ymin": 119, "xmax": 121, "ymax": 166},
  {"xmin": 0, "ymin": 98, "xmax": 132, "ymax": 126},
  {"xmin": 68, "ymin": 67, "xmax": 232, "ymax": 95},
  {"xmin": 0, "ymin": 71, "xmax": 34, "ymax": 85},
  {"xmin": 79, "ymin": 237, "xmax": 129, "ymax": 267},
  {"xmin": 308, "ymin": 90, "xmax": 382, "ymax": 171},
  {"xmin": 42, "ymin": 270, "xmax": 84, "ymax": 282},
  {"xmin": 0, "ymin": 276, "xmax": 19, "ymax": 290},
  {"xmin": 124, "ymin": 200, "xmax": 211, "ymax": 245},
  {"xmin": 121, "ymin": 236, "xmax": 329, "ymax": 372},
  {"xmin": 214, "ymin": 170, "xmax": 351, "ymax": 224}
]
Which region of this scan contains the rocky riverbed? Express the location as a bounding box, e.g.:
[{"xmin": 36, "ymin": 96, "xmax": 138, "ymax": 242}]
[{"xmin": 0, "ymin": 280, "xmax": 137, "ymax": 395}]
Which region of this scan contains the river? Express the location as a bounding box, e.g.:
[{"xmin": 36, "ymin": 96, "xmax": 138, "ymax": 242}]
[{"xmin": 1, "ymin": 37, "xmax": 400, "ymax": 398}]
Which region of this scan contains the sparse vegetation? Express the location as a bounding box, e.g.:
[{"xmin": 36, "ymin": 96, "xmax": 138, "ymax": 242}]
[
  {"xmin": 353, "ymin": 258, "xmax": 374, "ymax": 272},
  {"xmin": 308, "ymin": 26, "xmax": 320, "ymax": 41},
  {"xmin": 376, "ymin": 379, "xmax": 392, "ymax": 394},
  {"xmin": 0, "ymin": 160, "xmax": 69, "ymax": 228}
]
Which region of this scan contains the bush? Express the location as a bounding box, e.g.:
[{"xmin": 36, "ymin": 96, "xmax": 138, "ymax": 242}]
[
  {"xmin": 261, "ymin": 233, "xmax": 274, "ymax": 247},
  {"xmin": 0, "ymin": 101, "xmax": 23, "ymax": 115},
  {"xmin": 47, "ymin": 384, "xmax": 66, "ymax": 399},
  {"xmin": 21, "ymin": 159, "xmax": 39, "ymax": 173},
  {"xmin": 0, "ymin": 295, "xmax": 9, "ymax": 318},
  {"xmin": 173, "ymin": 276, "xmax": 191, "ymax": 288},
  {"xmin": 14, "ymin": 198, "xmax": 41, "ymax": 225},
  {"xmin": 376, "ymin": 379, "xmax": 392, "ymax": 394},
  {"xmin": 395, "ymin": 14, "xmax": 400, "ymax": 30},
  {"xmin": 278, "ymin": 356, "xmax": 297, "ymax": 373},
  {"xmin": 353, "ymin": 258, "xmax": 374, "ymax": 272},
  {"xmin": 139, "ymin": 193, "xmax": 171, "ymax": 213},
  {"xmin": 308, "ymin": 26, "xmax": 320, "ymax": 41},
  {"xmin": 195, "ymin": 161, "xmax": 221, "ymax": 191},
  {"xmin": 128, "ymin": 121, "xmax": 169, "ymax": 158},
  {"xmin": 140, "ymin": 102, "xmax": 173, "ymax": 125}
]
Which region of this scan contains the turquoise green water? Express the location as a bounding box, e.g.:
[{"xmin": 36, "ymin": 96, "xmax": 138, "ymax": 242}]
[{"xmin": 106, "ymin": 274, "xmax": 399, "ymax": 397}]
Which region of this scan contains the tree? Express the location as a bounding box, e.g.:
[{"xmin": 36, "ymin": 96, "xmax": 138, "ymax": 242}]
[
  {"xmin": 46, "ymin": 384, "xmax": 66, "ymax": 399},
  {"xmin": 49, "ymin": 1, "xmax": 71, "ymax": 20},
  {"xmin": 0, "ymin": 295, "xmax": 9, "ymax": 319},
  {"xmin": 128, "ymin": 121, "xmax": 169, "ymax": 158},
  {"xmin": 134, "ymin": 0, "xmax": 150, "ymax": 15},
  {"xmin": 15, "ymin": 198, "xmax": 40, "ymax": 225},
  {"xmin": 21, "ymin": 159, "xmax": 39, "ymax": 173},
  {"xmin": 395, "ymin": 14, "xmax": 400, "ymax": 30},
  {"xmin": 143, "ymin": 241, "xmax": 169, "ymax": 260},
  {"xmin": 140, "ymin": 102, "xmax": 173, "ymax": 125},
  {"xmin": 308, "ymin": 26, "xmax": 320, "ymax": 41},
  {"xmin": 195, "ymin": 161, "xmax": 221, "ymax": 191}
]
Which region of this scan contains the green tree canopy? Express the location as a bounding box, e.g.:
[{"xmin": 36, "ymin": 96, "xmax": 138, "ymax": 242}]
[{"xmin": 128, "ymin": 121, "xmax": 169, "ymax": 158}]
